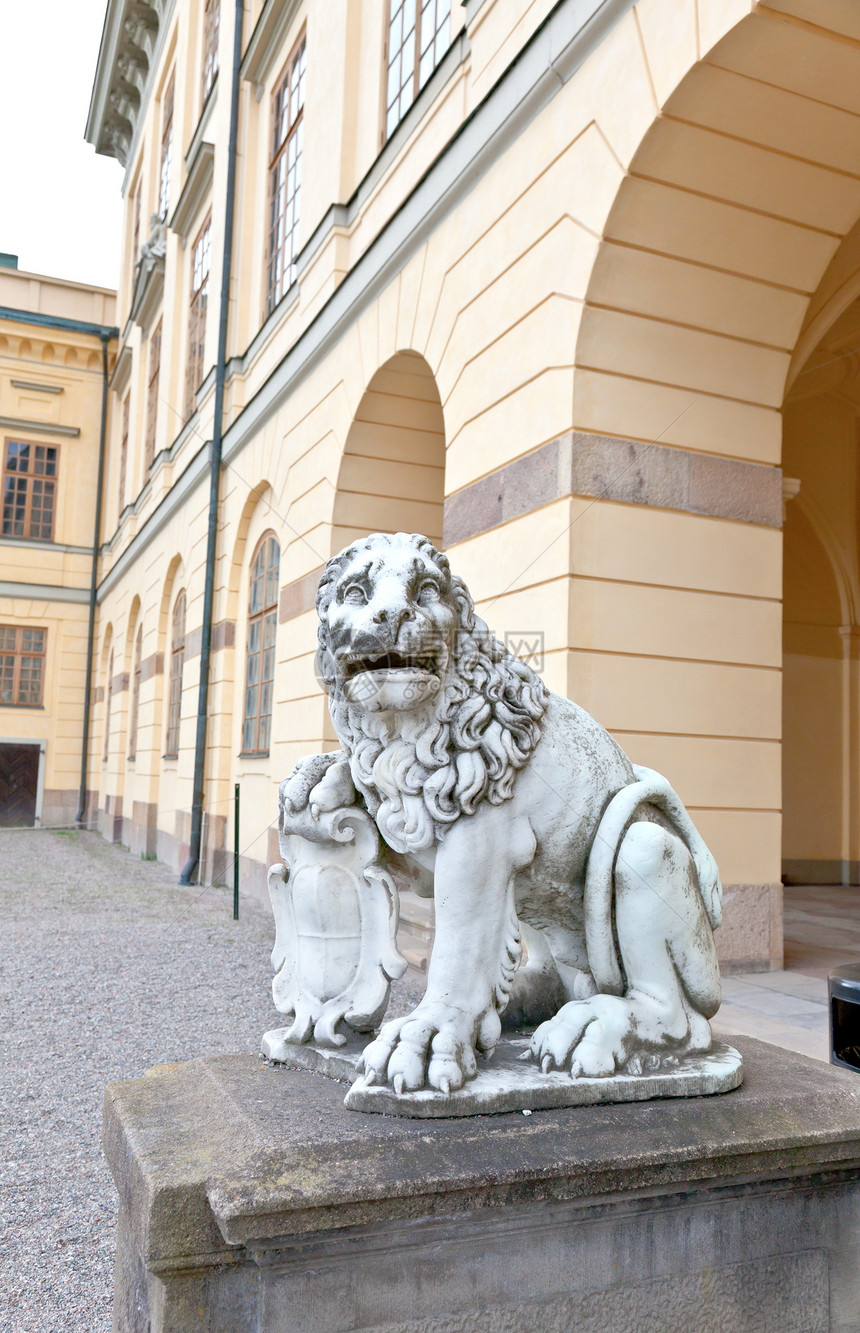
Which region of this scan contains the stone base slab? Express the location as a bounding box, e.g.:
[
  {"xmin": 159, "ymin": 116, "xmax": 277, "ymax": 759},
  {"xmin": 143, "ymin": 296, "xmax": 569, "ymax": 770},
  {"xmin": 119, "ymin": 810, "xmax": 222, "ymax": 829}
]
[
  {"xmin": 104, "ymin": 1036, "xmax": 860, "ymax": 1332},
  {"xmin": 261, "ymin": 1026, "xmax": 743, "ymax": 1116}
]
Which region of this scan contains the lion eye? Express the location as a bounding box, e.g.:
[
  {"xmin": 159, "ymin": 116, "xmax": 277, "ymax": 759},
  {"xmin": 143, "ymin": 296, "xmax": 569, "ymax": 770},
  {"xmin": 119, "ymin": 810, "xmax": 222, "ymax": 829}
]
[
  {"xmin": 342, "ymin": 585, "xmax": 367, "ymax": 605},
  {"xmin": 416, "ymin": 581, "xmax": 440, "ymax": 605}
]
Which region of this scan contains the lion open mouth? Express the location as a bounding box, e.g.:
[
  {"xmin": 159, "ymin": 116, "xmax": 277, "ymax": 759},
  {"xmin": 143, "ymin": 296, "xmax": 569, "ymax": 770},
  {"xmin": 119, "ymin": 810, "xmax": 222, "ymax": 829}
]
[{"xmin": 343, "ymin": 650, "xmax": 438, "ymax": 679}]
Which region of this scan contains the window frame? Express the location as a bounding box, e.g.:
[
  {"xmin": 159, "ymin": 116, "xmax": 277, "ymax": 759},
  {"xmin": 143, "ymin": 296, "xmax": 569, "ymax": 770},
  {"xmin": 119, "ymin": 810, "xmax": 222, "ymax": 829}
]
[
  {"xmin": 131, "ymin": 182, "xmax": 142, "ymax": 295},
  {"xmin": 384, "ymin": 0, "xmax": 451, "ymax": 141},
  {"xmin": 128, "ymin": 624, "xmax": 143, "ymax": 761},
  {"xmin": 2, "ymin": 438, "xmax": 59, "ymax": 543},
  {"xmin": 0, "ymin": 625, "xmax": 47, "ymax": 709},
  {"xmin": 202, "ymin": 0, "xmax": 220, "ymax": 105},
  {"xmin": 118, "ymin": 393, "xmax": 130, "ymax": 517},
  {"xmin": 158, "ymin": 73, "xmax": 175, "ymax": 221},
  {"xmin": 165, "ymin": 589, "xmax": 186, "ymax": 758},
  {"xmin": 185, "ymin": 214, "xmax": 212, "ymax": 418},
  {"xmin": 145, "ymin": 320, "xmax": 162, "ymax": 471},
  {"xmin": 265, "ymin": 34, "xmax": 306, "ymax": 316},
  {"xmin": 241, "ymin": 532, "xmax": 280, "ymax": 757}
]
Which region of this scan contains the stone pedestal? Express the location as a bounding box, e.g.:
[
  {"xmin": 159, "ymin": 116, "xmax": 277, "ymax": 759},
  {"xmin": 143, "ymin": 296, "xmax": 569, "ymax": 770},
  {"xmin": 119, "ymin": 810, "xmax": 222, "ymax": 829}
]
[{"xmin": 104, "ymin": 1036, "xmax": 860, "ymax": 1333}]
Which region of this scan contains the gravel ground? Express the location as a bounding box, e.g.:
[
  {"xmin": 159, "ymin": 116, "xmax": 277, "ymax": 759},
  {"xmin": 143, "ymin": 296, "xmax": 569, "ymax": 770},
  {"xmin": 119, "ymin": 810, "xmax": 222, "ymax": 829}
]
[{"xmin": 0, "ymin": 828, "xmax": 424, "ymax": 1333}]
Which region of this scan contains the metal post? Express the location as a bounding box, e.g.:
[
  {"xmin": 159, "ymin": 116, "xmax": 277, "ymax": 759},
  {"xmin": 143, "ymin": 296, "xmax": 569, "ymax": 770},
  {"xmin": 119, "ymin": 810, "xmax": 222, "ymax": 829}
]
[{"xmin": 233, "ymin": 782, "xmax": 240, "ymax": 920}]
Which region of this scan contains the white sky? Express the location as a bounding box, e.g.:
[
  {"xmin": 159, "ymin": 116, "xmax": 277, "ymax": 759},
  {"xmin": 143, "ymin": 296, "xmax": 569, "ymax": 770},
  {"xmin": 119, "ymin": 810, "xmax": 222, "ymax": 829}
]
[{"xmin": 0, "ymin": 1, "xmax": 123, "ymax": 291}]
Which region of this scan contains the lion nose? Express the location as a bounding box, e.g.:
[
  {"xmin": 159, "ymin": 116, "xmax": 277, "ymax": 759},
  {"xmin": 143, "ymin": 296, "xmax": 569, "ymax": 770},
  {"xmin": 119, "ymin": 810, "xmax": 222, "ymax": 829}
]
[{"xmin": 372, "ymin": 605, "xmax": 412, "ymax": 633}]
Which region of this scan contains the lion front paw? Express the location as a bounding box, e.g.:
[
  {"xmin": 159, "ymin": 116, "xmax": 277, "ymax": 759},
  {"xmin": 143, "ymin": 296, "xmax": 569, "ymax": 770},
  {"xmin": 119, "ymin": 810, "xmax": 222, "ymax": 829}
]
[
  {"xmin": 530, "ymin": 996, "xmax": 635, "ymax": 1079},
  {"xmin": 360, "ymin": 1002, "xmax": 490, "ymax": 1095}
]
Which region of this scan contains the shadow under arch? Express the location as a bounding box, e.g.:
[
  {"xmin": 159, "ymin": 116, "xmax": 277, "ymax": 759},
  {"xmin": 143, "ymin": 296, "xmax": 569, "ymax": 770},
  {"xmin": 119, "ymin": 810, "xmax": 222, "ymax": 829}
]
[
  {"xmin": 332, "ymin": 350, "xmax": 445, "ymax": 556},
  {"xmin": 783, "ymin": 306, "xmax": 860, "ymax": 889}
]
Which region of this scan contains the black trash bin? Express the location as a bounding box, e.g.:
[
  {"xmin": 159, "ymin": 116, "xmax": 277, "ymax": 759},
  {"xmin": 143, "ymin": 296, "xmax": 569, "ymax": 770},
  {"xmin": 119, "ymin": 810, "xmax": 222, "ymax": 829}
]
[{"xmin": 829, "ymin": 965, "xmax": 860, "ymax": 1072}]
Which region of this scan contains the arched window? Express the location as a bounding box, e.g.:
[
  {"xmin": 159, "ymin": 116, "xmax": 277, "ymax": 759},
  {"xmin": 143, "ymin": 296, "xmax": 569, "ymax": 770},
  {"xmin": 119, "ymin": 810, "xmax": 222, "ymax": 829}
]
[
  {"xmin": 165, "ymin": 590, "xmax": 185, "ymax": 757},
  {"xmin": 103, "ymin": 649, "xmax": 114, "ymax": 762},
  {"xmin": 242, "ymin": 534, "xmax": 279, "ymax": 754},
  {"xmin": 128, "ymin": 625, "xmax": 143, "ymax": 760}
]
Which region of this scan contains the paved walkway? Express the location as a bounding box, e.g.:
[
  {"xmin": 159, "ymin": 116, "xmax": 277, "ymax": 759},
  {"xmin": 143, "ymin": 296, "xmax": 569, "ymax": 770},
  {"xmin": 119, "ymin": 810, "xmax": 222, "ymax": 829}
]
[
  {"xmin": 713, "ymin": 884, "xmax": 860, "ymax": 1064},
  {"xmin": 1, "ymin": 833, "xmax": 857, "ymax": 1330}
]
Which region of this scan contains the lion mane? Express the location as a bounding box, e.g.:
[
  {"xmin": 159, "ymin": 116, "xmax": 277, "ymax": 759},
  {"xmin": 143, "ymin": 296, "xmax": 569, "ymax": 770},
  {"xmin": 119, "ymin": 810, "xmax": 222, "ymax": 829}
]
[{"xmin": 316, "ymin": 533, "xmax": 550, "ymax": 855}]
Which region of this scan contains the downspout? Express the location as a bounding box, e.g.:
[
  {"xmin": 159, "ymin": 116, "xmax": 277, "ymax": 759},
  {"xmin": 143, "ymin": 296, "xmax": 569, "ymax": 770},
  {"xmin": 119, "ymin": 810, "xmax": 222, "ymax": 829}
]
[
  {"xmin": 180, "ymin": 0, "xmax": 244, "ymax": 883},
  {"xmin": 76, "ymin": 329, "xmax": 116, "ymax": 827}
]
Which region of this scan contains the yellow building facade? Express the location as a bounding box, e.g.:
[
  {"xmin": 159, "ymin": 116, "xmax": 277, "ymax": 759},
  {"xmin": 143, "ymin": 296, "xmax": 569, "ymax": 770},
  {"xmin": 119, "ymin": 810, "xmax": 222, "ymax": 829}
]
[
  {"xmin": 79, "ymin": 0, "xmax": 860, "ymax": 971},
  {"xmin": 0, "ymin": 262, "xmax": 116, "ymax": 829}
]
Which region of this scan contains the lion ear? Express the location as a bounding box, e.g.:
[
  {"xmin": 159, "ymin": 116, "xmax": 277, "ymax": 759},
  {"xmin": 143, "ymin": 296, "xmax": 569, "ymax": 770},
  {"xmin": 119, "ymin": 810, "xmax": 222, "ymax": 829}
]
[{"xmin": 451, "ymin": 575, "xmax": 475, "ymax": 632}]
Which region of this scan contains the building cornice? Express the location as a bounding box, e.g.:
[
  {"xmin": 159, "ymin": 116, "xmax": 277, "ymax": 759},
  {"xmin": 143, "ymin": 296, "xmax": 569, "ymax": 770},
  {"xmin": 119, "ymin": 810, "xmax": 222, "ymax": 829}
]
[
  {"xmin": 0, "ymin": 580, "xmax": 90, "ymax": 604},
  {"xmin": 85, "ymin": 0, "xmax": 176, "ymax": 168},
  {"xmin": 0, "ymin": 416, "xmax": 80, "ymax": 439},
  {"xmin": 0, "ymin": 306, "xmax": 117, "ymax": 340}
]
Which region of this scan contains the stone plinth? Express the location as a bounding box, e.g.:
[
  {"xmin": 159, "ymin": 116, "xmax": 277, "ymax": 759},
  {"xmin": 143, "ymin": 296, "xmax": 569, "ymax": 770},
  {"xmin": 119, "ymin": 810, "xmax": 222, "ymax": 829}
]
[{"xmin": 104, "ymin": 1036, "xmax": 860, "ymax": 1333}]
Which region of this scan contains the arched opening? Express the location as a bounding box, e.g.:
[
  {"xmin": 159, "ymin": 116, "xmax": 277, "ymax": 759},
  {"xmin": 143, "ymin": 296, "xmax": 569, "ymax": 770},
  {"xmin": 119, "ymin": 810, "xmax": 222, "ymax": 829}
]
[
  {"xmin": 330, "ymin": 350, "xmax": 446, "ymax": 971},
  {"xmin": 570, "ymin": 0, "xmax": 860, "ymax": 973},
  {"xmin": 332, "ymin": 350, "xmax": 445, "ymax": 555}
]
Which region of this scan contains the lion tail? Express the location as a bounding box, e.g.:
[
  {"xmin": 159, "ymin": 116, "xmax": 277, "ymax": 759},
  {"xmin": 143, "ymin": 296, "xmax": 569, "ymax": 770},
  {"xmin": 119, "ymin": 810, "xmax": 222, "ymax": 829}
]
[{"xmin": 584, "ymin": 765, "xmax": 722, "ymax": 996}]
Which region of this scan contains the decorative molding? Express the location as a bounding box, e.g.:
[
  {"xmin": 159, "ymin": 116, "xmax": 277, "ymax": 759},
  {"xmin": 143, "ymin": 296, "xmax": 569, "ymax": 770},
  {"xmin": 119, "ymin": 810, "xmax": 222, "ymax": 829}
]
[
  {"xmin": 170, "ymin": 141, "xmax": 215, "ymax": 242},
  {"xmin": 130, "ymin": 217, "xmax": 167, "ymax": 332},
  {"xmin": 443, "ymin": 433, "xmax": 785, "ymax": 547},
  {"xmin": 111, "ymin": 341, "xmax": 134, "ymax": 397},
  {"xmin": 0, "ymin": 581, "xmax": 89, "ymax": 603},
  {"xmin": 0, "ymin": 416, "xmax": 80, "ymax": 438},
  {"xmin": 10, "ymin": 380, "xmax": 64, "ymax": 394},
  {"xmin": 0, "ymin": 536, "xmax": 92, "ymax": 556},
  {"xmin": 240, "ymin": 0, "xmax": 303, "ymax": 95},
  {"xmin": 0, "ymin": 305, "xmax": 117, "ymax": 341},
  {"xmin": 186, "ymin": 76, "xmax": 218, "ymax": 167},
  {"xmin": 85, "ymin": 0, "xmax": 176, "ymax": 168}
]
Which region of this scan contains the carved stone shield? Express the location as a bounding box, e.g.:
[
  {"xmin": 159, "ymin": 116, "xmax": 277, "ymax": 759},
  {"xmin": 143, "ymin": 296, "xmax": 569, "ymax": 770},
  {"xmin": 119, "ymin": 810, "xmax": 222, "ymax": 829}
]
[{"xmin": 265, "ymin": 798, "xmax": 406, "ymax": 1049}]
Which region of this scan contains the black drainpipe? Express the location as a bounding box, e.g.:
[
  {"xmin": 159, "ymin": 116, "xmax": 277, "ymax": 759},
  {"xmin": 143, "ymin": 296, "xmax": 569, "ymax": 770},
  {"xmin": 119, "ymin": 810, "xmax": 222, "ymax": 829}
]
[
  {"xmin": 76, "ymin": 329, "xmax": 116, "ymax": 827},
  {"xmin": 180, "ymin": 0, "xmax": 245, "ymax": 884}
]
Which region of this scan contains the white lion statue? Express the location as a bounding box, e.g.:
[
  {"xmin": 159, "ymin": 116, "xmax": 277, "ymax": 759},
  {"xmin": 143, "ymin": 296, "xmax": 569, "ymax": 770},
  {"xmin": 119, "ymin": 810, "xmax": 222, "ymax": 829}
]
[{"xmin": 276, "ymin": 531, "xmax": 723, "ymax": 1098}]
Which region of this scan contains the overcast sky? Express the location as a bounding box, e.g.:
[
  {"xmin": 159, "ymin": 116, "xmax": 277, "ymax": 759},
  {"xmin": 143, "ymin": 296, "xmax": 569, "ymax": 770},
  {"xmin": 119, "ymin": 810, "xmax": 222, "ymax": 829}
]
[{"xmin": 0, "ymin": 1, "xmax": 123, "ymax": 291}]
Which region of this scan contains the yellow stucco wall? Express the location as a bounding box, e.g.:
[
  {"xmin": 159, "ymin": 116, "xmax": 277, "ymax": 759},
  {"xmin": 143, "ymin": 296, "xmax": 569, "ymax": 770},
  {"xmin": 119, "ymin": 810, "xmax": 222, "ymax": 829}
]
[
  {"xmin": 78, "ymin": 0, "xmax": 860, "ymax": 968},
  {"xmin": 0, "ymin": 268, "xmax": 116, "ymax": 824}
]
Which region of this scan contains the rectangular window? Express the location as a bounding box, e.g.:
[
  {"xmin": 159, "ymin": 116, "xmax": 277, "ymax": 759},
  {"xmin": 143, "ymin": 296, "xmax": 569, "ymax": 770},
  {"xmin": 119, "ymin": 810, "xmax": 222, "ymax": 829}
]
[
  {"xmin": 145, "ymin": 320, "xmax": 162, "ymax": 470},
  {"xmin": 202, "ymin": 0, "xmax": 220, "ymax": 103},
  {"xmin": 385, "ymin": 0, "xmax": 450, "ymax": 139},
  {"xmin": 159, "ymin": 74, "xmax": 175, "ymax": 220},
  {"xmin": 266, "ymin": 36, "xmax": 306, "ymax": 315},
  {"xmin": 118, "ymin": 393, "xmax": 130, "ymax": 516},
  {"xmin": 2, "ymin": 440, "xmax": 58, "ymax": 541},
  {"xmin": 0, "ymin": 625, "xmax": 46, "ymax": 707},
  {"xmin": 185, "ymin": 216, "xmax": 211, "ymax": 417}
]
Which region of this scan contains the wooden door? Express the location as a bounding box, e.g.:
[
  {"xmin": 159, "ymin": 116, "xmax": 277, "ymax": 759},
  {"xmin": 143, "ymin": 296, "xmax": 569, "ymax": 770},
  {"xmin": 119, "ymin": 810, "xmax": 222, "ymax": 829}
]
[{"xmin": 0, "ymin": 743, "xmax": 40, "ymax": 826}]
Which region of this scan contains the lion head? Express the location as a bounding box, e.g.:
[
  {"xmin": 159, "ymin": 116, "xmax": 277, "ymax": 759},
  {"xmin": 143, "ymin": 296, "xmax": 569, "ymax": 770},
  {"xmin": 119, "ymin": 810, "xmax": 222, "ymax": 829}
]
[{"xmin": 316, "ymin": 532, "xmax": 549, "ymax": 855}]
